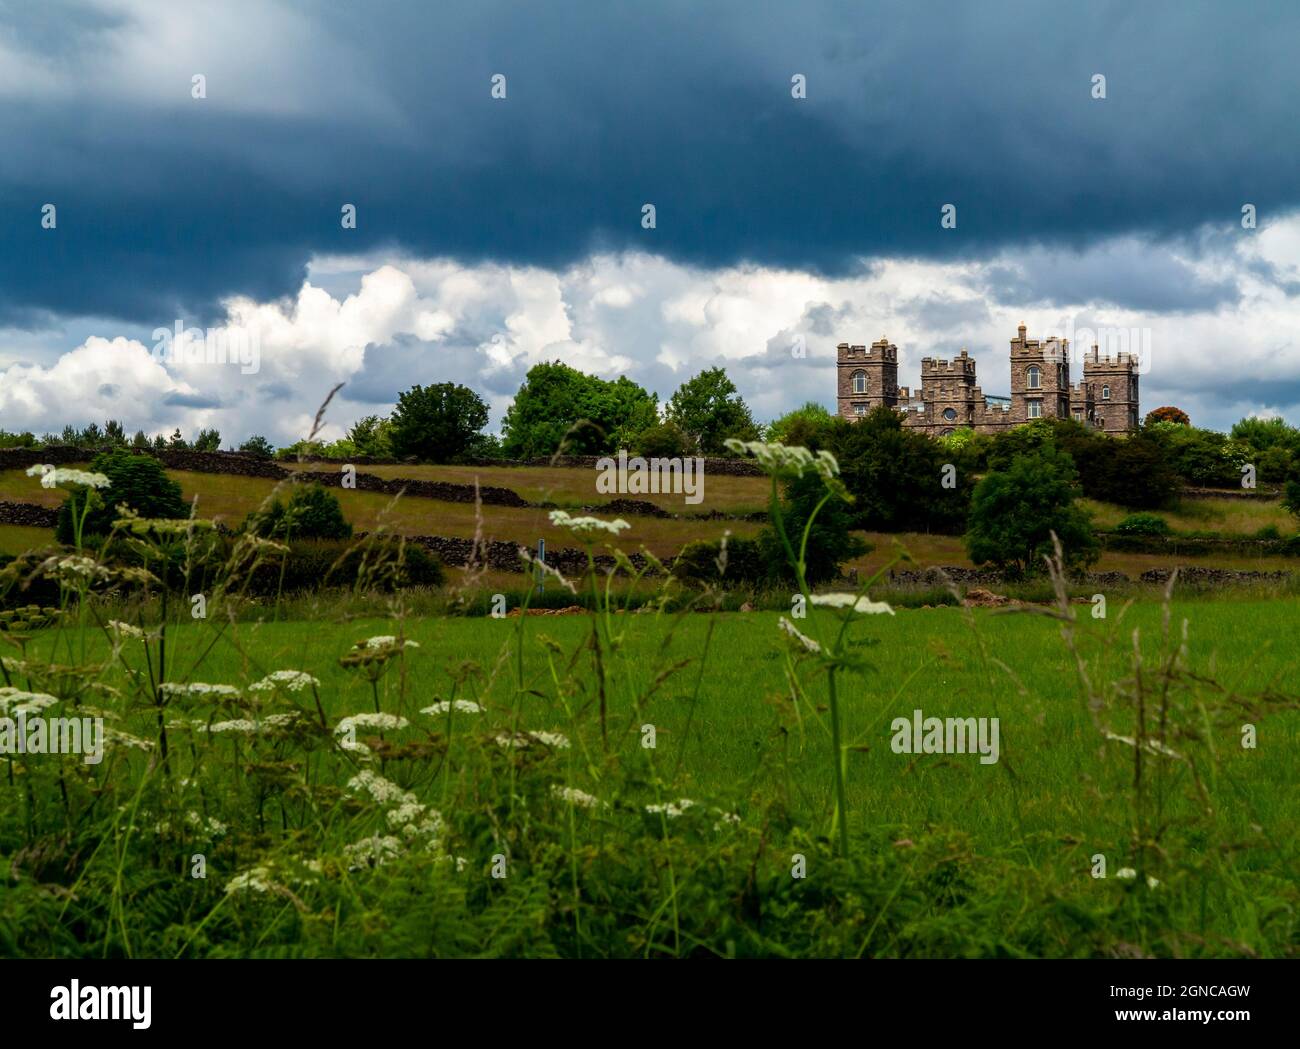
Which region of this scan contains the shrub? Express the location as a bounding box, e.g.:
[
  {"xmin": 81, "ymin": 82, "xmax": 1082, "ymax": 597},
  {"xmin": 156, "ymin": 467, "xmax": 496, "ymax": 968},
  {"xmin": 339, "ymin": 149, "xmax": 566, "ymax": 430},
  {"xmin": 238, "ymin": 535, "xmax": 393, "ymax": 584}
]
[
  {"xmin": 1115, "ymin": 513, "xmax": 1171, "ymax": 537},
  {"xmin": 247, "ymin": 539, "xmax": 443, "ymax": 595},
  {"xmin": 239, "ymin": 435, "xmax": 275, "ymax": 459},
  {"xmin": 1254, "ymin": 524, "xmax": 1282, "ymax": 540},
  {"xmin": 671, "ymin": 536, "xmax": 766, "ymax": 587},
  {"xmin": 244, "ymin": 483, "xmax": 353, "ymax": 541},
  {"xmin": 55, "ymin": 450, "xmax": 188, "ymax": 544},
  {"xmin": 760, "ymin": 470, "xmax": 870, "ymax": 586},
  {"xmin": 965, "ymin": 446, "xmax": 1098, "ymax": 576},
  {"xmin": 389, "ymin": 382, "xmax": 491, "ymax": 463},
  {"xmin": 634, "ymin": 421, "xmax": 693, "ymax": 459}
]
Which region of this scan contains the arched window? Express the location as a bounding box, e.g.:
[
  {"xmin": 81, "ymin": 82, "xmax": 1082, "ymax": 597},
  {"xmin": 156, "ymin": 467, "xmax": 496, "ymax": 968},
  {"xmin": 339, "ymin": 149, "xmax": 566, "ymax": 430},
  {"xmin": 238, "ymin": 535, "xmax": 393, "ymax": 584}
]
[
  {"xmin": 852, "ymin": 370, "xmax": 867, "ymax": 394},
  {"xmin": 942, "ymin": 407, "xmax": 957, "ymax": 421},
  {"xmin": 1102, "ymin": 384, "xmax": 1111, "ymax": 400},
  {"xmin": 1026, "ymin": 365, "xmax": 1041, "ymax": 389}
]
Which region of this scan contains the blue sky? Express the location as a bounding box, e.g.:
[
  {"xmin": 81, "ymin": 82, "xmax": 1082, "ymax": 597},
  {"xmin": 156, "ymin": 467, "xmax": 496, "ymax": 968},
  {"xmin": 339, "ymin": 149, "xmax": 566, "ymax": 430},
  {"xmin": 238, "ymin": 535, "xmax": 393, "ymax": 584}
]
[{"xmin": 2, "ymin": 0, "xmax": 1298, "ymax": 442}]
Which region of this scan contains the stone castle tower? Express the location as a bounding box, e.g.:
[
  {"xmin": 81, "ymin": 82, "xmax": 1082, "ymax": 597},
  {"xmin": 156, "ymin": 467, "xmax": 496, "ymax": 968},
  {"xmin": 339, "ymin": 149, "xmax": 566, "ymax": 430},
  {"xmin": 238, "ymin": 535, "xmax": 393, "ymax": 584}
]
[{"xmin": 836, "ymin": 324, "xmax": 1139, "ymax": 436}]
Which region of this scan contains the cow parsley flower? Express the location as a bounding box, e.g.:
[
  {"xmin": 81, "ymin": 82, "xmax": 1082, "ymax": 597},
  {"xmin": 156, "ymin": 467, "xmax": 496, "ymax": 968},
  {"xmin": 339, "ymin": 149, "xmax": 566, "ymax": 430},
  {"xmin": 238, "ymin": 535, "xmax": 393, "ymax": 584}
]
[
  {"xmin": 723, "ymin": 440, "xmax": 840, "ymax": 481},
  {"xmin": 26, "ymin": 464, "xmax": 111, "ymax": 490},
  {"xmin": 160, "ymin": 682, "xmax": 241, "ymax": 700},
  {"xmin": 548, "ymin": 510, "xmax": 631, "ymax": 536},
  {"xmin": 336, "ymin": 713, "xmax": 408, "ymax": 735},
  {"xmin": 778, "ymin": 616, "xmax": 821, "ymax": 653},
  {"xmin": 225, "ymin": 866, "xmax": 275, "ymax": 894},
  {"xmin": 0, "ymin": 687, "xmax": 59, "ymax": 715},
  {"xmin": 421, "ymin": 700, "xmax": 483, "ymax": 715},
  {"xmin": 363, "ymin": 635, "xmax": 419, "ymax": 650},
  {"xmin": 495, "ymin": 730, "xmax": 571, "ymax": 750},
  {"xmin": 346, "ymin": 769, "xmax": 415, "ymax": 806},
  {"xmin": 645, "ymin": 798, "xmax": 696, "ymax": 818},
  {"xmin": 552, "ymin": 785, "xmax": 603, "ymax": 809},
  {"xmin": 809, "ymin": 593, "xmax": 895, "ymax": 616},
  {"xmin": 248, "ymin": 669, "xmax": 320, "ymax": 693}
]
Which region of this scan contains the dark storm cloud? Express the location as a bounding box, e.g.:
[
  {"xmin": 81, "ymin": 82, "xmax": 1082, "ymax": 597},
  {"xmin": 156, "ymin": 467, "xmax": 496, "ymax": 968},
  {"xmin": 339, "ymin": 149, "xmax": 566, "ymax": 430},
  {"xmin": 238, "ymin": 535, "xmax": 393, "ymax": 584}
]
[{"xmin": 2, "ymin": 0, "xmax": 1298, "ymax": 326}]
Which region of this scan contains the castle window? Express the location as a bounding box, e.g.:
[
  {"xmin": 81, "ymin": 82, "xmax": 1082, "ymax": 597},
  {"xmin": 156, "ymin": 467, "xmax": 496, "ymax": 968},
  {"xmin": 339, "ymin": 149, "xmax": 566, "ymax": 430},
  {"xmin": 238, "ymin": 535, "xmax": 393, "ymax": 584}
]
[
  {"xmin": 1073, "ymin": 412, "xmax": 1082, "ymax": 422},
  {"xmin": 1026, "ymin": 366, "xmax": 1041, "ymax": 389},
  {"xmin": 853, "ymin": 404, "xmax": 867, "ymax": 416},
  {"xmin": 1028, "ymin": 401, "xmax": 1042, "ymax": 419},
  {"xmin": 852, "ymin": 370, "xmax": 867, "ymax": 394},
  {"xmin": 942, "ymin": 408, "xmax": 957, "ymax": 421},
  {"xmin": 1102, "ymin": 384, "xmax": 1111, "ymax": 400}
]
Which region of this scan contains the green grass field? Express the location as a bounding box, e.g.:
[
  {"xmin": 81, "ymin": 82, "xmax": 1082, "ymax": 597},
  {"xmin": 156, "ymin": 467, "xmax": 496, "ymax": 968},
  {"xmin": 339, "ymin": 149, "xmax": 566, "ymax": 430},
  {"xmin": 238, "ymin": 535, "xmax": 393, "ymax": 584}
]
[{"xmin": 4, "ymin": 579, "xmax": 1298, "ymax": 957}]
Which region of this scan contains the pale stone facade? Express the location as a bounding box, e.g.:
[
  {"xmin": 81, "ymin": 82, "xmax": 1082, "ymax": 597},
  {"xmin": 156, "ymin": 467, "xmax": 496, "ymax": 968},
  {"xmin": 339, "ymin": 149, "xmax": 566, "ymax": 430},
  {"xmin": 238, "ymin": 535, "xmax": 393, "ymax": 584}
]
[{"xmin": 836, "ymin": 325, "xmax": 1139, "ymax": 437}]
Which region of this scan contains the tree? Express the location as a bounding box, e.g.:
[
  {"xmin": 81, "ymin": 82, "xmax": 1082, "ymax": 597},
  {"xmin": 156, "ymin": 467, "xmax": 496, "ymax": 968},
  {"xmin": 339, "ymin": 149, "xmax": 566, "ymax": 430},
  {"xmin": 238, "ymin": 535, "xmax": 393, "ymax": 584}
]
[
  {"xmin": 665, "ymin": 367, "xmax": 761, "ymax": 455},
  {"xmin": 244, "ymin": 483, "xmax": 352, "ymax": 541},
  {"xmin": 760, "ymin": 470, "xmax": 870, "ymax": 585},
  {"xmin": 634, "ymin": 421, "xmax": 693, "ymax": 458},
  {"xmin": 131, "ymin": 430, "xmax": 150, "ymax": 449},
  {"xmin": 766, "ymin": 402, "xmax": 835, "ymax": 451},
  {"xmin": 168, "ymin": 428, "xmax": 188, "ymax": 449},
  {"xmin": 193, "ymin": 428, "xmax": 221, "ymax": 452},
  {"xmin": 103, "ymin": 420, "xmax": 128, "ymax": 447},
  {"xmin": 501, "ymin": 362, "xmax": 659, "ymax": 458},
  {"xmin": 965, "ymin": 446, "xmax": 1099, "ymax": 576},
  {"xmin": 388, "ymin": 382, "xmax": 490, "ymax": 462},
  {"xmin": 239, "ymin": 435, "xmax": 275, "ymax": 459},
  {"xmin": 55, "ymin": 450, "xmax": 188, "ymax": 544},
  {"xmin": 347, "ymin": 415, "xmax": 395, "ymax": 458},
  {"xmin": 830, "ymin": 407, "xmax": 971, "ymax": 534},
  {"xmin": 1145, "ymin": 406, "xmax": 1190, "ymax": 427}
]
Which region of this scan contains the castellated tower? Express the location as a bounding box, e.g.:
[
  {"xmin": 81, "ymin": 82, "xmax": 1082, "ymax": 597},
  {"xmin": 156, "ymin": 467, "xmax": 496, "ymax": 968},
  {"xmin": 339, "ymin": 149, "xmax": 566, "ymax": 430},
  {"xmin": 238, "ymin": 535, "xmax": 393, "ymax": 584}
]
[
  {"xmin": 1009, "ymin": 323, "xmax": 1071, "ymax": 424},
  {"xmin": 1082, "ymin": 344, "xmax": 1140, "ymax": 435},
  {"xmin": 836, "ymin": 337, "xmax": 899, "ymax": 419},
  {"xmin": 918, "ymin": 349, "xmax": 981, "ymax": 430}
]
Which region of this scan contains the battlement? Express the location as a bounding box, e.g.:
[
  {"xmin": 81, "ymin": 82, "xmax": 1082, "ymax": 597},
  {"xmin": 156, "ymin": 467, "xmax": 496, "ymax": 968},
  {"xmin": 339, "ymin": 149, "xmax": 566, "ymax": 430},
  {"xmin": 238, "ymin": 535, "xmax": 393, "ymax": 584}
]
[
  {"xmin": 837, "ymin": 337, "xmax": 898, "ymax": 362},
  {"xmin": 920, "ymin": 349, "xmax": 976, "ymax": 377},
  {"xmin": 1082, "ymin": 345, "xmax": 1139, "ymax": 368}
]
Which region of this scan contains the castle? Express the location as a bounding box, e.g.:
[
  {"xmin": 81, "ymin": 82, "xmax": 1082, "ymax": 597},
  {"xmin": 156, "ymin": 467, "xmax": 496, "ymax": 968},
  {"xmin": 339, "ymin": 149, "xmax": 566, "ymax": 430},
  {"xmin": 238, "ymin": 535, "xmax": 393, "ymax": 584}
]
[{"xmin": 836, "ymin": 324, "xmax": 1139, "ymax": 437}]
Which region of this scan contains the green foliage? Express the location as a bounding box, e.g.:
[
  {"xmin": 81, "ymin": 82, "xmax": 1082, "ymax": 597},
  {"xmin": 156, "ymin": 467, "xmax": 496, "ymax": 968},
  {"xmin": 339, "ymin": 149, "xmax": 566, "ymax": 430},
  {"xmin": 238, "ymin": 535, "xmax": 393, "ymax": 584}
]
[
  {"xmin": 55, "ymin": 450, "xmax": 188, "ymax": 544},
  {"xmin": 1115, "ymin": 513, "xmax": 1171, "ymax": 537},
  {"xmin": 670, "ymin": 536, "xmax": 766, "ymax": 587},
  {"xmin": 246, "ymin": 539, "xmax": 443, "ymax": 594},
  {"xmin": 0, "ymin": 429, "xmax": 38, "ymax": 449},
  {"xmin": 239, "ymin": 435, "xmax": 276, "ymax": 459},
  {"xmin": 1145, "ymin": 405, "xmax": 1190, "ymax": 426},
  {"xmin": 1145, "ymin": 423, "xmax": 1251, "ymax": 487},
  {"xmin": 765, "ymin": 402, "xmax": 835, "ymax": 452},
  {"xmin": 346, "ymin": 415, "xmax": 394, "ymax": 458},
  {"xmin": 244, "ymin": 483, "xmax": 353, "ymax": 541},
  {"xmin": 965, "ymin": 446, "xmax": 1099, "ymax": 576},
  {"xmin": 1230, "ymin": 415, "xmax": 1300, "ymax": 452},
  {"xmin": 665, "ymin": 367, "xmax": 761, "ymax": 455},
  {"xmin": 634, "ymin": 421, "xmax": 693, "ymax": 458},
  {"xmin": 830, "ymin": 407, "xmax": 972, "ymax": 534},
  {"xmin": 193, "ymin": 427, "xmax": 222, "ymax": 452},
  {"xmin": 760, "ymin": 470, "xmax": 870, "ymax": 586},
  {"xmin": 389, "ymin": 383, "xmax": 489, "ymax": 463},
  {"xmin": 501, "ymin": 361, "xmax": 659, "ymax": 458}
]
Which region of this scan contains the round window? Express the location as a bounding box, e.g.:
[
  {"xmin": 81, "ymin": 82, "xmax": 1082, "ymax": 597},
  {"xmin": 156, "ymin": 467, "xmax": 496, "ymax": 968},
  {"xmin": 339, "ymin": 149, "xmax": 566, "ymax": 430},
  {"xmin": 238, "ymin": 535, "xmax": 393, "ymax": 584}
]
[{"xmin": 942, "ymin": 408, "xmax": 957, "ymax": 421}]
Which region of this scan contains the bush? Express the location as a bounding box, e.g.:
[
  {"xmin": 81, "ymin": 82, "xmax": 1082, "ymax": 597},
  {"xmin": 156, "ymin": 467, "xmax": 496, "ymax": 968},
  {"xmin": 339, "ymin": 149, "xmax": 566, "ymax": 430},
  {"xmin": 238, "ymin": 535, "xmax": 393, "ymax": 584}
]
[
  {"xmin": 760, "ymin": 470, "xmax": 870, "ymax": 586},
  {"xmin": 1115, "ymin": 513, "xmax": 1171, "ymax": 537},
  {"xmin": 965, "ymin": 447, "xmax": 1098, "ymax": 576},
  {"xmin": 55, "ymin": 450, "xmax": 188, "ymax": 544},
  {"xmin": 389, "ymin": 382, "xmax": 490, "ymax": 463},
  {"xmin": 830, "ymin": 407, "xmax": 972, "ymax": 534},
  {"xmin": 239, "ymin": 435, "xmax": 275, "ymax": 459},
  {"xmin": 1254, "ymin": 524, "xmax": 1282, "ymax": 540},
  {"xmin": 247, "ymin": 539, "xmax": 443, "ymax": 595},
  {"xmin": 244, "ymin": 483, "xmax": 353, "ymax": 541},
  {"xmin": 634, "ymin": 421, "xmax": 693, "ymax": 459},
  {"xmin": 671, "ymin": 536, "xmax": 766, "ymax": 587}
]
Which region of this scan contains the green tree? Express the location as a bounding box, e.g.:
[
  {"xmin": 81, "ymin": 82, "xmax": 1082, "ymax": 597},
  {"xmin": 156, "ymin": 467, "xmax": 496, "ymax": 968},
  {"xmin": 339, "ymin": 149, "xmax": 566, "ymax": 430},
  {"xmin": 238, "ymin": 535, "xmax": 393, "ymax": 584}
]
[
  {"xmin": 347, "ymin": 415, "xmax": 395, "ymax": 458},
  {"xmin": 665, "ymin": 367, "xmax": 760, "ymax": 455},
  {"xmin": 239, "ymin": 435, "xmax": 275, "ymax": 458},
  {"xmin": 389, "ymin": 382, "xmax": 490, "ymax": 462},
  {"xmin": 760, "ymin": 470, "xmax": 869, "ymax": 585},
  {"xmin": 55, "ymin": 450, "xmax": 188, "ymax": 544},
  {"xmin": 830, "ymin": 407, "xmax": 971, "ymax": 534},
  {"xmin": 765, "ymin": 402, "xmax": 835, "ymax": 451},
  {"xmin": 501, "ymin": 361, "xmax": 658, "ymax": 458},
  {"xmin": 965, "ymin": 446, "xmax": 1099, "ymax": 576},
  {"xmin": 244, "ymin": 483, "xmax": 353, "ymax": 541},
  {"xmin": 193, "ymin": 428, "xmax": 222, "ymax": 452},
  {"xmin": 634, "ymin": 421, "xmax": 693, "ymax": 458}
]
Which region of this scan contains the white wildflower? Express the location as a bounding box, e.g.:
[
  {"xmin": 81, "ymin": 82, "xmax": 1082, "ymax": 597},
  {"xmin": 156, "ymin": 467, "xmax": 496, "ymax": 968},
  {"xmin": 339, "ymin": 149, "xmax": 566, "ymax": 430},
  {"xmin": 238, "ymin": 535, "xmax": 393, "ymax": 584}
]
[
  {"xmin": 723, "ymin": 440, "xmax": 839, "ymax": 480},
  {"xmin": 335, "ymin": 713, "xmax": 408, "ymax": 735},
  {"xmin": 495, "ymin": 730, "xmax": 571, "ymax": 750},
  {"xmin": 346, "ymin": 769, "xmax": 415, "ymax": 806},
  {"xmin": 645, "ymin": 798, "xmax": 696, "ymax": 818},
  {"xmin": 1103, "ymin": 731, "xmax": 1183, "ymax": 760},
  {"xmin": 199, "ymin": 719, "xmax": 259, "ymax": 735},
  {"xmin": 225, "ymin": 866, "xmax": 275, "ymax": 894},
  {"xmin": 0, "ymin": 688, "xmax": 59, "ymax": 716},
  {"xmin": 421, "ymin": 700, "xmax": 483, "ymax": 715},
  {"xmin": 363, "ymin": 636, "xmax": 419, "ymax": 650},
  {"xmin": 778, "ymin": 616, "xmax": 821, "ymax": 653},
  {"xmin": 551, "ymin": 784, "xmax": 603, "ymax": 809},
  {"xmin": 548, "ymin": 509, "xmax": 630, "ymax": 536},
  {"xmin": 160, "ymin": 682, "xmax": 241, "ymax": 700},
  {"xmin": 343, "ymin": 834, "xmax": 404, "ymax": 870},
  {"xmin": 809, "ymin": 593, "xmax": 895, "ymax": 616},
  {"xmin": 104, "ymin": 728, "xmax": 153, "ymax": 751},
  {"xmin": 248, "ymin": 669, "xmax": 320, "ymax": 693},
  {"xmin": 26, "ymin": 464, "xmax": 110, "ymax": 490},
  {"xmin": 53, "ymin": 556, "xmax": 110, "ymax": 582}
]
